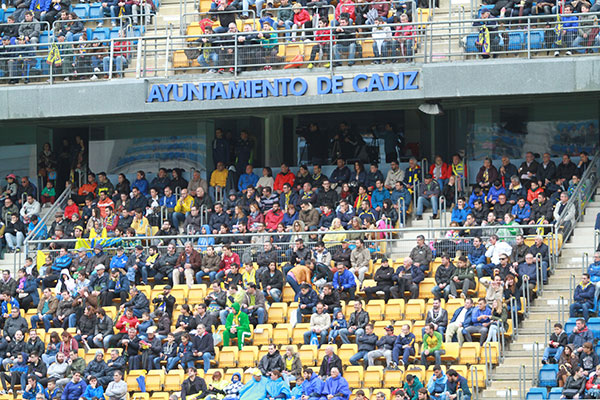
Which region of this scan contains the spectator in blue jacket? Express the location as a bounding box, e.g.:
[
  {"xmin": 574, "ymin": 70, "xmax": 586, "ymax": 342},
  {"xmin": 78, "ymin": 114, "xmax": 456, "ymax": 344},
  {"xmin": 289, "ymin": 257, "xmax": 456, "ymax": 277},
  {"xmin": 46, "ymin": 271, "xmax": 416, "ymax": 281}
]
[
  {"xmin": 42, "ymin": 247, "xmax": 72, "ymax": 290},
  {"xmin": 301, "ymin": 368, "xmax": 322, "ymax": 399},
  {"xmin": 518, "ymin": 253, "xmax": 538, "ymax": 300},
  {"xmin": 61, "ymin": 371, "xmax": 86, "ymax": 400},
  {"xmin": 464, "ymin": 298, "xmax": 491, "ymax": 345},
  {"xmin": 109, "ymin": 246, "xmax": 129, "ymax": 274},
  {"xmin": 468, "ymin": 237, "xmax": 487, "ymax": 276},
  {"xmin": 296, "ymin": 284, "xmax": 319, "ymax": 323},
  {"xmin": 392, "ymin": 323, "xmax": 416, "ymax": 367},
  {"xmin": 486, "ymin": 181, "xmax": 506, "ymax": 204},
  {"xmin": 587, "ymin": 252, "xmax": 600, "ymax": 300},
  {"xmin": 450, "ymin": 197, "xmax": 470, "ymax": 225},
  {"xmin": 391, "ymin": 180, "xmax": 411, "ymax": 226},
  {"xmin": 370, "ymin": 180, "xmax": 390, "ymax": 213},
  {"xmin": 238, "ymin": 165, "xmax": 260, "ymax": 194},
  {"xmin": 426, "ymin": 365, "xmax": 447, "ymax": 400},
  {"xmin": 23, "ymin": 375, "xmax": 44, "ymax": 400},
  {"xmin": 445, "ymin": 297, "xmax": 474, "ymax": 345},
  {"xmin": 332, "ymin": 263, "xmax": 357, "ymax": 301},
  {"xmin": 570, "ymin": 273, "xmax": 595, "ymax": 321},
  {"xmin": 133, "ymin": 171, "xmax": 150, "ymax": 197},
  {"xmin": 80, "ymin": 375, "xmax": 104, "ymax": 400},
  {"xmin": 29, "ymin": 0, "xmax": 50, "ymax": 20},
  {"xmin": 554, "ymin": 4, "xmax": 578, "ymax": 56},
  {"xmin": 468, "ymin": 187, "xmax": 485, "ymax": 209},
  {"xmin": 511, "ymin": 197, "xmax": 531, "ymax": 224},
  {"xmin": 569, "ymin": 318, "xmax": 594, "ymax": 354}
]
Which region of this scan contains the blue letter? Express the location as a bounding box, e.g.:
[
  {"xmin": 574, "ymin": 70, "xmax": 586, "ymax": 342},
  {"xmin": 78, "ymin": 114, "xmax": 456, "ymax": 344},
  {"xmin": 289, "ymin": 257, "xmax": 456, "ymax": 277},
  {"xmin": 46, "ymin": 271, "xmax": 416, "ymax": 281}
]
[
  {"xmin": 251, "ymin": 80, "xmax": 263, "ymax": 98},
  {"xmin": 213, "ymin": 82, "xmax": 227, "ymax": 99},
  {"xmin": 367, "ymin": 74, "xmax": 384, "ymax": 92},
  {"xmin": 172, "ymin": 84, "xmax": 187, "ymax": 102},
  {"xmin": 382, "ymin": 73, "xmax": 399, "ymax": 91},
  {"xmin": 263, "ymin": 80, "xmax": 278, "ymax": 97},
  {"xmin": 227, "ymin": 81, "xmax": 245, "ymax": 98},
  {"xmin": 289, "ymin": 78, "xmax": 307, "ymax": 96},
  {"xmin": 204, "ymin": 82, "xmax": 215, "ymax": 100},
  {"xmin": 332, "ymin": 75, "xmax": 344, "ymax": 94},
  {"xmin": 159, "ymin": 84, "xmax": 173, "ymax": 102},
  {"xmin": 317, "ymin": 77, "xmax": 332, "ymax": 94},
  {"xmin": 276, "ymin": 78, "xmax": 292, "ymax": 96},
  {"xmin": 147, "ymin": 85, "xmax": 163, "ymax": 102},
  {"xmin": 405, "ymin": 71, "xmax": 419, "ymax": 89},
  {"xmin": 186, "ymin": 83, "xmax": 203, "ymax": 100},
  {"xmin": 352, "ymin": 74, "xmax": 368, "ymax": 93}
]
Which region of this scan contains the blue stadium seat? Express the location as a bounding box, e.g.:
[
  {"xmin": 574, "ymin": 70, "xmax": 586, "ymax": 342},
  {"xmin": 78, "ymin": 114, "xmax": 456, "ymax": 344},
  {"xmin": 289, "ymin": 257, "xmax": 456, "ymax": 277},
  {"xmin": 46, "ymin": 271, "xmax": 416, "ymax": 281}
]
[
  {"xmin": 507, "ymin": 31, "xmax": 524, "ymax": 51},
  {"xmin": 0, "ymin": 9, "xmax": 4, "ymax": 23},
  {"xmin": 528, "ymin": 30, "xmax": 545, "ymax": 49},
  {"xmin": 109, "ymin": 27, "xmax": 121, "ymax": 39},
  {"xmin": 72, "ymin": 4, "xmax": 90, "ymax": 19},
  {"xmin": 92, "ymin": 28, "xmax": 110, "ymax": 40},
  {"xmin": 38, "ymin": 31, "xmax": 51, "ymax": 50},
  {"xmin": 89, "ymin": 3, "xmax": 103, "ymax": 19},
  {"xmin": 548, "ymin": 387, "xmax": 562, "ymax": 399},
  {"xmin": 465, "ymin": 33, "xmax": 479, "ymax": 53},
  {"xmin": 538, "ymin": 364, "xmax": 559, "ymax": 387},
  {"xmin": 564, "ymin": 318, "xmax": 577, "ymax": 334},
  {"xmin": 526, "ymin": 388, "xmax": 547, "ymax": 400},
  {"xmin": 4, "ymin": 7, "xmax": 15, "ymax": 21},
  {"xmin": 588, "ymin": 317, "xmax": 600, "ymax": 338}
]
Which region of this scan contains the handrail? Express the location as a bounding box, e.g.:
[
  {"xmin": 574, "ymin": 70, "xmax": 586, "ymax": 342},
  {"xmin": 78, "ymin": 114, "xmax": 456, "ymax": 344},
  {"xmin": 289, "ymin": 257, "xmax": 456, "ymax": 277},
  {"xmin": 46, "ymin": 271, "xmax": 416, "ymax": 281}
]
[
  {"xmin": 531, "ymin": 341, "xmax": 540, "ymax": 386},
  {"xmin": 595, "ymin": 230, "xmax": 599, "ymax": 253},
  {"xmin": 558, "ymin": 295, "xmax": 566, "ymax": 326},
  {"xmin": 438, "ymin": 195, "xmax": 447, "ymax": 227},
  {"xmin": 582, "ymin": 252, "xmax": 589, "ymax": 275},
  {"xmin": 518, "ymin": 365, "xmax": 526, "ymax": 400},
  {"xmin": 24, "ymin": 184, "xmax": 72, "ymax": 257}
]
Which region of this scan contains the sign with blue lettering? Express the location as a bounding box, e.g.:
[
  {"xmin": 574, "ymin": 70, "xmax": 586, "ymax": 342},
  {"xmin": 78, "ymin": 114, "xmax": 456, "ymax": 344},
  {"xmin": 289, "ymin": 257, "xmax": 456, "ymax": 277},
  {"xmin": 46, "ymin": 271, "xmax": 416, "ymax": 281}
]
[{"xmin": 146, "ymin": 72, "xmax": 419, "ymax": 103}]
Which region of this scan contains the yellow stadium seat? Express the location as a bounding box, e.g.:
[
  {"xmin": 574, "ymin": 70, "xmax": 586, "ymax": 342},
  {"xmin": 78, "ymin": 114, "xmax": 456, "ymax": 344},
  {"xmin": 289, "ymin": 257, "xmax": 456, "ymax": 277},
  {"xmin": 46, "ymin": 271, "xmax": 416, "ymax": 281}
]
[
  {"xmin": 344, "ymin": 301, "xmax": 359, "ymax": 320},
  {"xmin": 405, "ymin": 299, "xmax": 425, "ymax": 320},
  {"xmin": 345, "ymin": 365, "xmax": 364, "ymax": 387},
  {"xmin": 282, "ymin": 286, "xmax": 295, "ymax": 302},
  {"xmin": 384, "ymin": 299, "xmax": 405, "ymax": 321},
  {"xmin": 187, "ymin": 285, "xmax": 205, "ymax": 304},
  {"xmin": 137, "ymin": 285, "xmax": 151, "ymax": 300},
  {"xmin": 239, "ymin": 346, "xmax": 259, "ymax": 368},
  {"xmin": 173, "ymin": 50, "xmax": 190, "ymax": 69},
  {"xmin": 339, "ymin": 344, "xmax": 358, "ymax": 365},
  {"xmin": 287, "ymin": 302, "xmax": 299, "ymax": 323},
  {"xmin": 365, "ymin": 300, "xmax": 385, "ymax": 321},
  {"xmin": 268, "ymin": 303, "xmax": 288, "ymax": 323},
  {"xmin": 219, "ymin": 346, "xmax": 239, "ymax": 368},
  {"xmin": 412, "ymin": 320, "xmax": 426, "ymax": 343},
  {"xmin": 453, "ymin": 365, "xmax": 468, "ymax": 377},
  {"xmin": 441, "ymin": 342, "xmax": 459, "ymax": 363},
  {"xmin": 171, "ymin": 285, "xmax": 189, "ymax": 303},
  {"xmin": 373, "ymin": 321, "xmax": 391, "ymax": 338},
  {"xmin": 459, "ymin": 342, "xmax": 481, "ymax": 364},
  {"xmin": 364, "ymin": 366, "xmax": 384, "ymax": 387},
  {"xmin": 383, "ymin": 369, "xmax": 405, "ymax": 388},
  {"xmin": 145, "ymin": 369, "xmax": 165, "ymax": 392},
  {"xmin": 253, "ymin": 324, "xmax": 273, "ymax": 346},
  {"xmin": 299, "ymin": 345, "xmax": 317, "ymax": 366},
  {"xmin": 404, "ymin": 366, "xmax": 425, "ymax": 383},
  {"xmin": 258, "ymin": 345, "xmax": 270, "ymax": 361},
  {"xmin": 131, "ymin": 393, "xmax": 149, "ymax": 400},
  {"xmin": 164, "ymin": 370, "xmax": 184, "ymax": 391},
  {"xmin": 481, "ymin": 342, "xmax": 499, "ymax": 365},
  {"xmin": 418, "ymin": 278, "xmax": 436, "ymax": 299},
  {"xmin": 273, "ymin": 324, "xmax": 292, "ymax": 345},
  {"xmin": 292, "ymin": 323, "xmax": 310, "ymax": 344},
  {"xmin": 104, "ymin": 306, "xmax": 118, "ymax": 320},
  {"xmin": 150, "ymin": 392, "xmax": 170, "ymax": 400},
  {"xmin": 126, "ymin": 370, "xmax": 147, "ymax": 392},
  {"xmin": 468, "ymin": 364, "xmax": 487, "ymax": 389},
  {"xmin": 445, "ymin": 298, "xmax": 464, "ymax": 319}
]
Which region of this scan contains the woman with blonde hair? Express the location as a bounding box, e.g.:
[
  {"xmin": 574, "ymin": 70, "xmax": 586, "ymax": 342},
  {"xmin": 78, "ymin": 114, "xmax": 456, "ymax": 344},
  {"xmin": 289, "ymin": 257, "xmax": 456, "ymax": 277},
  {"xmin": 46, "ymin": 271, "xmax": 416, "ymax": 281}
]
[{"xmin": 323, "ymin": 218, "xmax": 346, "ymax": 248}]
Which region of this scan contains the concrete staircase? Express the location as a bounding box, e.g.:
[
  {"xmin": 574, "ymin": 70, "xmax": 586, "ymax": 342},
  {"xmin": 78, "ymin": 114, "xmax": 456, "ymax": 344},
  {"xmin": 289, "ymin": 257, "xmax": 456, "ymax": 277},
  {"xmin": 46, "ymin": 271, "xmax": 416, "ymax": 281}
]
[{"xmin": 480, "ymin": 188, "xmax": 600, "ymax": 400}]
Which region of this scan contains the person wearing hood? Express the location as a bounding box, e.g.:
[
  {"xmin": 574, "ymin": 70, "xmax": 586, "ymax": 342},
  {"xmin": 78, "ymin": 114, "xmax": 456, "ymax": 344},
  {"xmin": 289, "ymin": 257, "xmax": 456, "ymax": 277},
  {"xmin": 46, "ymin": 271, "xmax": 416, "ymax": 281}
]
[
  {"xmin": 301, "ymin": 368, "xmax": 322, "ymax": 399},
  {"xmin": 265, "ymin": 369, "xmax": 292, "ymax": 400},
  {"xmin": 84, "ymin": 351, "xmax": 107, "ymax": 383},
  {"xmin": 239, "ymin": 370, "xmax": 268, "ymax": 400},
  {"xmin": 197, "ymin": 224, "xmax": 215, "ymax": 252},
  {"xmin": 223, "ymin": 372, "xmax": 244, "ymax": 400},
  {"xmin": 258, "ymin": 344, "xmax": 284, "ymax": 376},
  {"xmin": 223, "ymin": 303, "xmax": 250, "ymax": 350},
  {"xmin": 321, "ymin": 367, "xmax": 350, "ymax": 400},
  {"xmin": 0, "ymin": 351, "xmax": 28, "ymax": 393}
]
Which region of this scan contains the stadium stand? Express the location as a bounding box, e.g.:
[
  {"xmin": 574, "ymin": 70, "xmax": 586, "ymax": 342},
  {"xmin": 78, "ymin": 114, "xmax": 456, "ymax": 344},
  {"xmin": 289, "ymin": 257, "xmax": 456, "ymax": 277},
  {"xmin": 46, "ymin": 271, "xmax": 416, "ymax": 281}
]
[{"xmin": 0, "ymin": 139, "xmax": 593, "ymax": 400}]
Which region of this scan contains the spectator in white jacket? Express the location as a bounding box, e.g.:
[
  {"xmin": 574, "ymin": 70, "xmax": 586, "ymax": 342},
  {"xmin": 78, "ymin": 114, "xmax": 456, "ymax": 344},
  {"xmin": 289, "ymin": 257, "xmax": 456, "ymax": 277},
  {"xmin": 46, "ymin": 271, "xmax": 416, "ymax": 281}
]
[
  {"xmin": 477, "ymin": 234, "xmax": 513, "ymax": 278},
  {"xmin": 19, "ymin": 194, "xmax": 40, "ymax": 223},
  {"xmin": 371, "ymin": 17, "xmax": 393, "ymax": 64},
  {"xmin": 105, "ymin": 370, "xmax": 128, "ymax": 400},
  {"xmin": 553, "ymin": 192, "xmax": 575, "ymax": 234}
]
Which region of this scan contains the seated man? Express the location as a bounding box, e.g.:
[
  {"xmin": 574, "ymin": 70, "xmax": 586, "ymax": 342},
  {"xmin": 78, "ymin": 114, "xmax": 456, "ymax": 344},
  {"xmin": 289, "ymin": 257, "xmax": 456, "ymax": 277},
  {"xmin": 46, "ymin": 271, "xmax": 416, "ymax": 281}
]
[
  {"xmin": 321, "ymin": 367, "xmax": 351, "ymax": 400},
  {"xmin": 367, "ymin": 325, "xmax": 396, "ymax": 368},
  {"xmin": 332, "ymin": 263, "xmax": 357, "ymax": 302},
  {"xmin": 527, "ymin": 235, "xmax": 550, "ymax": 285},
  {"xmin": 431, "ymin": 255, "xmax": 455, "ymax": 300},
  {"xmin": 570, "ymin": 273, "xmax": 595, "ymax": 321},
  {"xmin": 542, "ymin": 322, "xmax": 567, "ymax": 364},
  {"xmin": 392, "ymin": 324, "xmax": 415, "ymax": 368},
  {"xmin": 426, "ymin": 365, "xmax": 447, "ymax": 400},
  {"xmin": 569, "ymin": 318, "xmax": 594, "ymax": 355},
  {"xmin": 339, "ymin": 301, "xmax": 370, "ymax": 344},
  {"xmin": 445, "ymin": 297, "xmax": 474, "ymax": 345},
  {"xmin": 296, "ymin": 284, "xmax": 319, "ymax": 323},
  {"xmin": 464, "ymin": 298, "xmax": 491, "ymax": 345},
  {"xmin": 240, "ymin": 283, "xmax": 267, "ymax": 325},
  {"xmin": 450, "ymin": 197, "xmax": 470, "ymax": 225},
  {"xmin": 303, "ymin": 302, "xmax": 330, "ymax": 346},
  {"xmin": 423, "ymin": 298, "xmax": 448, "ymax": 336},
  {"xmin": 416, "ymin": 174, "xmax": 440, "ymax": 221},
  {"xmin": 588, "ymin": 252, "xmax": 600, "ymax": 300},
  {"xmin": 222, "ymin": 303, "xmax": 250, "ymax": 350},
  {"xmin": 409, "ymin": 235, "xmax": 433, "ymax": 273},
  {"xmin": 332, "ymin": 16, "xmax": 356, "ymax": 67},
  {"xmin": 350, "ymin": 324, "xmax": 378, "ymax": 367},
  {"xmin": 449, "ymin": 256, "xmax": 476, "ymax": 299},
  {"xmin": 364, "ymin": 257, "xmax": 395, "ymax": 302},
  {"xmin": 421, "ymin": 324, "xmax": 444, "ymax": 369},
  {"xmin": 390, "ymin": 257, "xmax": 424, "ymax": 300},
  {"xmin": 445, "ymin": 369, "xmax": 472, "ymax": 400}
]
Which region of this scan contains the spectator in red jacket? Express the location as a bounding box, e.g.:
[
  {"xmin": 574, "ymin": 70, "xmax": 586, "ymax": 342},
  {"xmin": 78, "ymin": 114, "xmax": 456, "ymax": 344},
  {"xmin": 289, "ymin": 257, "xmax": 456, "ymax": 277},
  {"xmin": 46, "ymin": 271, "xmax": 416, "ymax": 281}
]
[
  {"xmin": 274, "ymin": 163, "xmax": 296, "ymax": 194},
  {"xmin": 102, "ymin": 30, "xmax": 130, "ymax": 77},
  {"xmin": 291, "ymin": 3, "xmax": 312, "ymax": 41},
  {"xmin": 429, "ymin": 155, "xmax": 452, "ymax": 191},
  {"xmin": 265, "ymin": 202, "xmax": 284, "ymax": 231},
  {"xmin": 308, "ymin": 18, "xmax": 332, "ymax": 68}
]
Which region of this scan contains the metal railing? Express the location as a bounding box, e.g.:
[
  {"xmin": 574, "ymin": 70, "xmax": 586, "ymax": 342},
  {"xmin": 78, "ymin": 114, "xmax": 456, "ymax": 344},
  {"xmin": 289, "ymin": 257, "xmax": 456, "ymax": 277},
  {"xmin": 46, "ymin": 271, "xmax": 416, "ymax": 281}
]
[
  {"xmin": 531, "ymin": 341, "xmax": 540, "ymax": 386},
  {"xmin": 518, "ymin": 364, "xmax": 526, "ymax": 400}
]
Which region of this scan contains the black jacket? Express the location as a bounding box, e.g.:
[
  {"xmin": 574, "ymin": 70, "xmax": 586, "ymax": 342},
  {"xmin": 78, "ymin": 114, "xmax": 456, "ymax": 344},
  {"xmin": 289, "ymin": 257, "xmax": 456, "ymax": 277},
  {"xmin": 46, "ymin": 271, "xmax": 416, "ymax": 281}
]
[
  {"xmin": 376, "ymin": 335, "xmax": 397, "ymax": 350},
  {"xmin": 84, "ymin": 358, "xmax": 107, "ymax": 379},
  {"xmin": 181, "ymin": 377, "xmax": 208, "ymax": 400},
  {"xmin": 373, "ymin": 265, "xmax": 395, "ymax": 287},
  {"xmin": 537, "ymin": 162, "xmax": 556, "ymax": 184},
  {"xmin": 319, "ymin": 353, "xmax": 343, "ymax": 377},
  {"xmin": 258, "ymin": 351, "xmax": 284, "ymax": 375},
  {"xmin": 123, "ymin": 292, "xmax": 150, "ymax": 314},
  {"xmin": 152, "ymin": 294, "xmax": 175, "ymax": 318},
  {"xmin": 357, "ymin": 332, "xmax": 378, "ymax": 352},
  {"xmin": 155, "ymin": 252, "xmax": 178, "ymax": 275},
  {"xmin": 434, "ymin": 264, "xmax": 456, "ymax": 285},
  {"xmin": 193, "ymin": 332, "xmax": 215, "ymax": 356},
  {"xmin": 256, "ymin": 250, "xmax": 278, "ymax": 268},
  {"xmin": 24, "ymin": 337, "xmax": 44, "ymax": 356},
  {"xmin": 321, "ymin": 291, "xmax": 341, "ymax": 313},
  {"xmin": 348, "ymin": 310, "xmax": 370, "ymax": 329},
  {"xmin": 259, "ymin": 269, "xmax": 284, "ymax": 291}
]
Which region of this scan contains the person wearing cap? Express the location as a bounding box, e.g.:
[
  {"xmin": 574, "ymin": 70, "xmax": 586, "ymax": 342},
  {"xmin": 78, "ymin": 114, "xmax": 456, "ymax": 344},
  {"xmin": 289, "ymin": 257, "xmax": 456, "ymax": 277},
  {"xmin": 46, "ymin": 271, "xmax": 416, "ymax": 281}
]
[
  {"xmin": 1, "ymin": 175, "xmax": 18, "ymax": 204},
  {"xmin": 239, "ymin": 369, "xmax": 268, "ymax": 400},
  {"xmin": 89, "ymin": 263, "xmax": 109, "ymax": 295},
  {"xmin": 151, "ymin": 285, "xmax": 176, "ymax": 319},
  {"xmin": 140, "ymin": 326, "xmax": 162, "ymax": 370},
  {"xmin": 365, "ymin": 258, "xmax": 395, "ymax": 302},
  {"xmin": 416, "ymin": 173, "xmax": 440, "ymax": 220},
  {"xmin": 367, "ymin": 324, "xmax": 397, "ymax": 367}
]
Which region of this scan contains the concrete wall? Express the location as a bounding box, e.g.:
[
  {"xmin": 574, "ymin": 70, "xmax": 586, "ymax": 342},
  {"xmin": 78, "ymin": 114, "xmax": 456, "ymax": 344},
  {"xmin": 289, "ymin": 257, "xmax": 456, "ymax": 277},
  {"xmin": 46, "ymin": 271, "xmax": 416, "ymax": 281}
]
[{"xmin": 1, "ymin": 56, "xmax": 600, "ymax": 121}]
